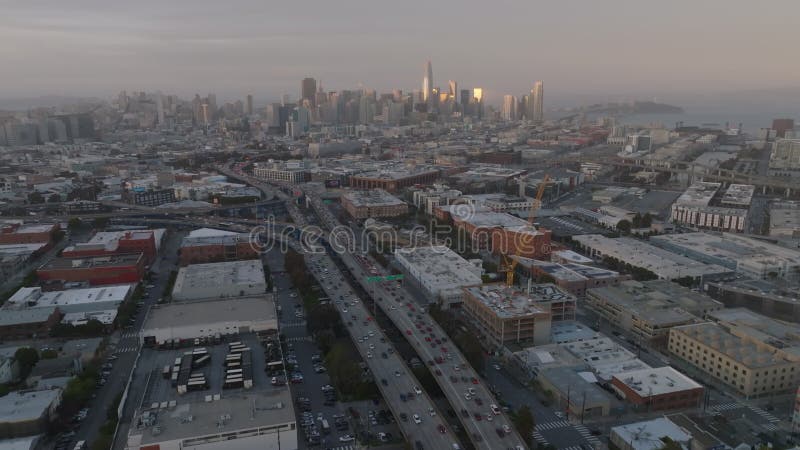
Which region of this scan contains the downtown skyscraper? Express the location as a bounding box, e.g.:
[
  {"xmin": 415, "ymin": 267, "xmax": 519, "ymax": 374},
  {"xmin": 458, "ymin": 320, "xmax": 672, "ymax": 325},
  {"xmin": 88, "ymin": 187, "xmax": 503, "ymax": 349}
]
[
  {"xmin": 422, "ymin": 60, "xmax": 433, "ymax": 104},
  {"xmin": 530, "ymin": 81, "xmax": 543, "ymax": 122},
  {"xmin": 301, "ymin": 77, "xmax": 317, "ymax": 107}
]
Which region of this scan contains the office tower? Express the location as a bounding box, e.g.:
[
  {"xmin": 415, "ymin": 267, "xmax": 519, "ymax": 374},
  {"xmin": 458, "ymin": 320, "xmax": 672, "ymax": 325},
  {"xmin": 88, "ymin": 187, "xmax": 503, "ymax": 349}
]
[
  {"xmin": 246, "ymin": 94, "xmax": 253, "ymax": 115},
  {"xmin": 502, "ymin": 95, "xmax": 516, "ymax": 121},
  {"xmin": 460, "ymin": 89, "xmax": 470, "ymax": 107},
  {"xmin": 281, "ymin": 94, "xmax": 290, "ymax": 106},
  {"xmin": 207, "ymin": 94, "xmax": 217, "ymax": 117},
  {"xmin": 156, "ymin": 92, "xmax": 165, "ymax": 125},
  {"xmin": 201, "ymin": 104, "xmax": 209, "ymax": 125},
  {"xmin": 392, "ymin": 89, "xmax": 403, "ymax": 102},
  {"xmin": 422, "ymin": 60, "xmax": 433, "ymax": 104},
  {"xmin": 531, "ymin": 81, "xmax": 543, "ymax": 122},
  {"xmin": 472, "ymin": 88, "xmax": 484, "ymax": 119},
  {"xmin": 301, "ymin": 78, "xmax": 317, "ymax": 106},
  {"xmin": 448, "ymin": 80, "xmax": 458, "ymax": 100}
]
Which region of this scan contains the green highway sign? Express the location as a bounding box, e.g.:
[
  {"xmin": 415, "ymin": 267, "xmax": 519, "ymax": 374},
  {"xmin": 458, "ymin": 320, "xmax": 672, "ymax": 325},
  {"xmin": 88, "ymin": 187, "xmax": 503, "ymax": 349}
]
[{"xmin": 365, "ymin": 274, "xmax": 404, "ymax": 283}]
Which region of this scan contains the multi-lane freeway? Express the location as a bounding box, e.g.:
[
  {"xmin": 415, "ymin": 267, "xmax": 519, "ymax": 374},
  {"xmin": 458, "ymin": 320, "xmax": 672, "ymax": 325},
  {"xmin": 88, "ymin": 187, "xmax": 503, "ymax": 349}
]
[{"xmin": 305, "ymin": 250, "xmax": 459, "ymax": 450}]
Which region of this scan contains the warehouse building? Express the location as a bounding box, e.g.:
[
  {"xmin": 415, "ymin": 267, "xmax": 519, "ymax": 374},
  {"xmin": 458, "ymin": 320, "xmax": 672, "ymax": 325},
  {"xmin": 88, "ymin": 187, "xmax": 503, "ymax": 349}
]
[
  {"xmin": 252, "ymin": 159, "xmax": 309, "ymax": 183},
  {"xmin": 707, "ymin": 308, "xmax": 800, "ymax": 363},
  {"xmin": 651, "ymin": 232, "xmax": 800, "ymax": 282},
  {"xmin": 610, "ymin": 366, "xmax": 704, "ymax": 411},
  {"xmin": 444, "ymin": 206, "xmax": 552, "ymax": 260},
  {"xmin": 586, "ymin": 280, "xmax": 723, "ymax": 347},
  {"xmin": 668, "ymin": 322, "xmax": 799, "ymax": 398},
  {"xmin": 349, "ymin": 167, "xmax": 440, "ymax": 192},
  {"xmin": 769, "ymin": 200, "xmax": 800, "ymax": 237},
  {"xmin": 0, "ymin": 388, "xmax": 61, "ymax": 439},
  {"xmin": 0, "ymin": 222, "xmax": 60, "ymax": 246},
  {"xmin": 4, "ymin": 284, "xmax": 134, "ymax": 327},
  {"xmin": 172, "ymin": 260, "xmax": 266, "ymax": 301},
  {"xmin": 573, "ymin": 234, "xmax": 732, "ymax": 281},
  {"xmin": 140, "ymin": 296, "xmax": 277, "ymax": 347},
  {"xmin": 610, "ymin": 417, "xmax": 692, "ymax": 450},
  {"xmin": 394, "ymin": 246, "xmax": 482, "ymax": 308},
  {"xmin": 179, "ymin": 228, "xmax": 259, "ymax": 266},
  {"xmin": 462, "ymin": 284, "xmax": 551, "ymax": 348},
  {"xmin": 36, "ymin": 253, "xmax": 146, "ymax": 286},
  {"xmin": 518, "ymin": 257, "xmax": 629, "ymax": 298},
  {"xmin": 705, "ymin": 278, "xmax": 800, "ymax": 323},
  {"xmin": 62, "ymin": 228, "xmax": 165, "ymax": 265},
  {"xmin": 341, "ymin": 189, "xmax": 408, "ymax": 219}
]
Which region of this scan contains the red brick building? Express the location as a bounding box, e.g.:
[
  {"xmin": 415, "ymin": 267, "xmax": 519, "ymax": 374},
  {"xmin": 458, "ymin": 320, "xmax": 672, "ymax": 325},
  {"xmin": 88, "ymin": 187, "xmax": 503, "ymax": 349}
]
[
  {"xmin": 611, "ymin": 367, "xmax": 703, "ymax": 411},
  {"xmin": 0, "ymin": 222, "xmax": 60, "ymax": 245},
  {"xmin": 349, "ymin": 169, "xmax": 440, "ymax": 193},
  {"xmin": 178, "ymin": 229, "xmax": 259, "ymax": 266},
  {"xmin": 0, "ymin": 307, "xmax": 63, "ymax": 340},
  {"xmin": 37, "ymin": 253, "xmax": 146, "ymax": 286},
  {"xmin": 62, "ymin": 230, "xmax": 163, "ymax": 265}
]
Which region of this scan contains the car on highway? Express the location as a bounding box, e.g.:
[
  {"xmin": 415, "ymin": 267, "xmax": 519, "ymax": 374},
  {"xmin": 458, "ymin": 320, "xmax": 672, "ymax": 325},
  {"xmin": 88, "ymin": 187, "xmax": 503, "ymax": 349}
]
[{"xmin": 412, "ymin": 414, "xmax": 422, "ymax": 424}]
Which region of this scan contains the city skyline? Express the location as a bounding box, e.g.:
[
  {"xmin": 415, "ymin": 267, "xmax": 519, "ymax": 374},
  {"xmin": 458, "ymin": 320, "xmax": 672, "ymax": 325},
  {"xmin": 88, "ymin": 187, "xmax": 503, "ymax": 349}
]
[{"xmin": 2, "ymin": 0, "xmax": 800, "ymax": 108}]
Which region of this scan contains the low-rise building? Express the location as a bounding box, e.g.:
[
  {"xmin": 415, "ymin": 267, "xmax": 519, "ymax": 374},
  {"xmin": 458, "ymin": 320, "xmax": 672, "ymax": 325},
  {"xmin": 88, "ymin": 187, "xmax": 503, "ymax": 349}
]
[
  {"xmin": 461, "ymin": 284, "xmax": 551, "ymax": 348},
  {"xmin": 0, "ymin": 309, "xmax": 63, "ymax": 340},
  {"xmin": 651, "ymin": 232, "xmax": 800, "ymax": 282},
  {"xmin": 769, "ymin": 200, "xmax": 800, "ymax": 237},
  {"xmin": 341, "ymin": 189, "xmax": 408, "ymax": 219},
  {"xmin": 518, "ymin": 257, "xmax": 629, "ymax": 297},
  {"xmin": 141, "ymin": 296, "xmax": 277, "ymax": 346},
  {"xmin": 562, "ymin": 337, "xmax": 651, "ymax": 381},
  {"xmin": 610, "ymin": 417, "xmax": 691, "ymax": 450},
  {"xmin": 179, "ymin": 228, "xmax": 259, "ymax": 266},
  {"xmin": 252, "ymin": 159, "xmax": 309, "ymax": 183},
  {"xmin": 0, "ymin": 222, "xmax": 59, "ymax": 246},
  {"xmin": 349, "ymin": 167, "xmax": 440, "ymax": 192},
  {"xmin": 586, "ymin": 280, "xmax": 722, "ymax": 346},
  {"xmin": 573, "ymin": 234, "xmax": 732, "ymax": 281},
  {"xmin": 444, "ymin": 206, "xmax": 552, "ymax": 260},
  {"xmin": 62, "ymin": 229, "xmax": 165, "ymax": 265},
  {"xmin": 0, "ymin": 388, "xmax": 61, "ymax": 439},
  {"xmin": 538, "ymin": 366, "xmax": 615, "ymax": 419},
  {"xmin": 705, "ymin": 278, "xmax": 800, "ymax": 323},
  {"xmin": 611, "ymin": 366, "xmax": 704, "ymax": 411},
  {"xmin": 36, "ymin": 253, "xmax": 146, "ymax": 286},
  {"xmin": 668, "ymin": 322, "xmax": 800, "ymax": 398},
  {"xmin": 172, "ymin": 260, "xmax": 266, "ymax": 301},
  {"xmin": 4, "ymin": 284, "xmax": 134, "ymax": 327},
  {"xmin": 394, "ymin": 246, "xmax": 482, "ymax": 307}
]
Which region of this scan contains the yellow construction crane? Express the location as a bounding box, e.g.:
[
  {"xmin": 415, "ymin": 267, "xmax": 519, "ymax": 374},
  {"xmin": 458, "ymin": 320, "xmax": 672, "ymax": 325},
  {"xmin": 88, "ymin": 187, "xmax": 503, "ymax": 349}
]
[{"xmin": 503, "ymin": 174, "xmax": 550, "ymax": 286}]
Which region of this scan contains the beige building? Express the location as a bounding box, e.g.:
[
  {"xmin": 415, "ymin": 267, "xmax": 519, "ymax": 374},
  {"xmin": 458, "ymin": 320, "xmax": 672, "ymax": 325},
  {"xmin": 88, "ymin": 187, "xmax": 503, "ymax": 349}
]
[
  {"xmin": 341, "ymin": 189, "xmax": 408, "ymax": 219},
  {"xmin": 586, "ymin": 280, "xmax": 722, "ymax": 346},
  {"xmin": 462, "ymin": 284, "xmax": 552, "ymax": 348},
  {"xmin": 668, "ymin": 322, "xmax": 799, "ymax": 398}
]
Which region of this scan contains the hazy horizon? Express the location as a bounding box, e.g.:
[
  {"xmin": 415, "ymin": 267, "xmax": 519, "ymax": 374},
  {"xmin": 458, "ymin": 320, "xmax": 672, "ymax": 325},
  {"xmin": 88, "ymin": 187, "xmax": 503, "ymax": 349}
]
[{"xmin": 2, "ymin": 0, "xmax": 800, "ymax": 110}]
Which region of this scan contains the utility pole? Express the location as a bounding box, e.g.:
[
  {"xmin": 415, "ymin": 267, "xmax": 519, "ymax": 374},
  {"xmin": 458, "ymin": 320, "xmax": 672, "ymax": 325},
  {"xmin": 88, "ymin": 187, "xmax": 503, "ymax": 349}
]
[
  {"xmin": 566, "ymin": 384, "xmax": 571, "ymax": 421},
  {"xmin": 581, "ymin": 391, "xmax": 586, "ymax": 424}
]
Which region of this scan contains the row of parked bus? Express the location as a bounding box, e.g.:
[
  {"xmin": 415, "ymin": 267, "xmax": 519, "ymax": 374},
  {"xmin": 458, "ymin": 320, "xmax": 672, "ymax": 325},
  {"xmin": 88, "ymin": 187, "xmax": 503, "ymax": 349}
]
[{"xmin": 224, "ymin": 341, "xmax": 254, "ymax": 389}]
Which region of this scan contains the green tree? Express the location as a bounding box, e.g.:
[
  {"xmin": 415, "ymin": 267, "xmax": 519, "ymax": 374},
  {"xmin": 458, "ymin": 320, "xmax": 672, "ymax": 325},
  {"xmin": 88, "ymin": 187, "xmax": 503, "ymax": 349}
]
[
  {"xmin": 92, "ymin": 217, "xmax": 109, "ymax": 229},
  {"xmin": 14, "ymin": 347, "xmax": 39, "ymax": 379},
  {"xmin": 28, "ymin": 192, "xmax": 45, "ymax": 204},
  {"xmin": 641, "ymin": 212, "xmax": 653, "ymax": 227},
  {"xmin": 68, "ymin": 217, "xmax": 82, "ymax": 229},
  {"xmin": 513, "ymin": 406, "xmax": 535, "ymax": 447},
  {"xmin": 616, "ymin": 219, "xmax": 632, "ymax": 234},
  {"xmin": 48, "ymin": 193, "xmax": 61, "ymax": 203},
  {"xmin": 632, "ymin": 212, "xmax": 643, "ymax": 228}
]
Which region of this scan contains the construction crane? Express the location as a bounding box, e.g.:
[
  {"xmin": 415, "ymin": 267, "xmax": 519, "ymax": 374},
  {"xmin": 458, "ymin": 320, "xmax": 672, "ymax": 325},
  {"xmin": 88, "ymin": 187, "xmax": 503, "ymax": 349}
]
[{"xmin": 503, "ymin": 174, "xmax": 550, "ymax": 286}]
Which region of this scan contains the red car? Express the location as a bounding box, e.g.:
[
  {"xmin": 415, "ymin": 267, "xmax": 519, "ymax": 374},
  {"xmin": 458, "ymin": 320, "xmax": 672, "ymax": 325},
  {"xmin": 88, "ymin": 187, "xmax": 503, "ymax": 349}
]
[
  {"xmin": 425, "ymin": 337, "xmax": 431, "ymax": 342},
  {"xmin": 441, "ymin": 347, "xmax": 448, "ymax": 353},
  {"xmin": 437, "ymin": 424, "xmax": 447, "ymax": 434},
  {"xmin": 471, "ymin": 378, "xmax": 479, "ymax": 384},
  {"xmin": 434, "ymin": 369, "xmax": 442, "ymax": 376},
  {"xmin": 474, "ymin": 413, "xmax": 482, "ymax": 421},
  {"xmin": 406, "ymin": 329, "xmax": 412, "ymax": 335}
]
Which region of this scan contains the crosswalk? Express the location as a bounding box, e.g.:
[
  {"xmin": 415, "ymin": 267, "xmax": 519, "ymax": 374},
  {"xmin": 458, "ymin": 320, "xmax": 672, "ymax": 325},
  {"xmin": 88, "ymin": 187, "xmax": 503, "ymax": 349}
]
[
  {"xmin": 535, "ymin": 420, "xmax": 572, "ymax": 430},
  {"xmin": 762, "ymin": 423, "xmax": 779, "ymax": 432},
  {"xmin": 709, "ymin": 402, "xmax": 741, "ymax": 412},
  {"xmin": 285, "ymin": 336, "xmax": 312, "ymax": 343},
  {"xmin": 532, "ymin": 430, "xmax": 548, "ymax": 445},
  {"xmin": 710, "ymin": 402, "xmax": 780, "ymax": 424},
  {"xmin": 120, "ymin": 331, "xmax": 139, "ymax": 339},
  {"xmin": 116, "ymin": 346, "xmax": 140, "ymax": 353},
  {"xmin": 280, "ymin": 320, "xmax": 307, "ymax": 329},
  {"xmin": 751, "ymin": 406, "xmax": 780, "ymax": 423},
  {"xmin": 575, "ymin": 424, "xmax": 602, "ymax": 446},
  {"xmin": 328, "ymin": 446, "xmax": 355, "ymax": 450}
]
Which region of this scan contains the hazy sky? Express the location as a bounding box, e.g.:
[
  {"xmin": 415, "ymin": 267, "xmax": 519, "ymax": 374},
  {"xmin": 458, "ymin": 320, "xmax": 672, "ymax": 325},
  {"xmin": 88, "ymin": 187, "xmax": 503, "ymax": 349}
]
[{"xmin": 2, "ymin": 0, "xmax": 799, "ymax": 106}]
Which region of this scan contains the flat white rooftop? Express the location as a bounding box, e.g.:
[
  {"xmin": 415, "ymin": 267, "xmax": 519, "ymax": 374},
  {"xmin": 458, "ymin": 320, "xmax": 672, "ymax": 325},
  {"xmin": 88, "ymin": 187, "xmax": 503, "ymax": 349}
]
[
  {"xmin": 0, "ymin": 389, "xmax": 60, "ymax": 423},
  {"xmin": 172, "ymin": 260, "xmax": 266, "ymax": 300},
  {"xmin": 5, "ymin": 285, "xmax": 133, "ymax": 310},
  {"xmin": 613, "ymin": 366, "xmax": 702, "ymax": 396}
]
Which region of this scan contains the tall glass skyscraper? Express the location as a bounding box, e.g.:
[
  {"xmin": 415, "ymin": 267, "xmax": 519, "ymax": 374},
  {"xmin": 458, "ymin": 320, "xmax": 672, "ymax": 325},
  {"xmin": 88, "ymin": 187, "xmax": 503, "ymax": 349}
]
[{"xmin": 422, "ymin": 60, "xmax": 433, "ymax": 104}]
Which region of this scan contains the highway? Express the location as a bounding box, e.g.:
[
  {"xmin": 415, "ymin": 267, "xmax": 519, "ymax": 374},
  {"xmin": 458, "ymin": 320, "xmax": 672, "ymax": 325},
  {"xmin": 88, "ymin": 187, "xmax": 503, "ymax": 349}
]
[
  {"xmin": 305, "ymin": 195, "xmax": 528, "ymax": 450},
  {"xmin": 304, "ymin": 249, "xmax": 459, "ymax": 450}
]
